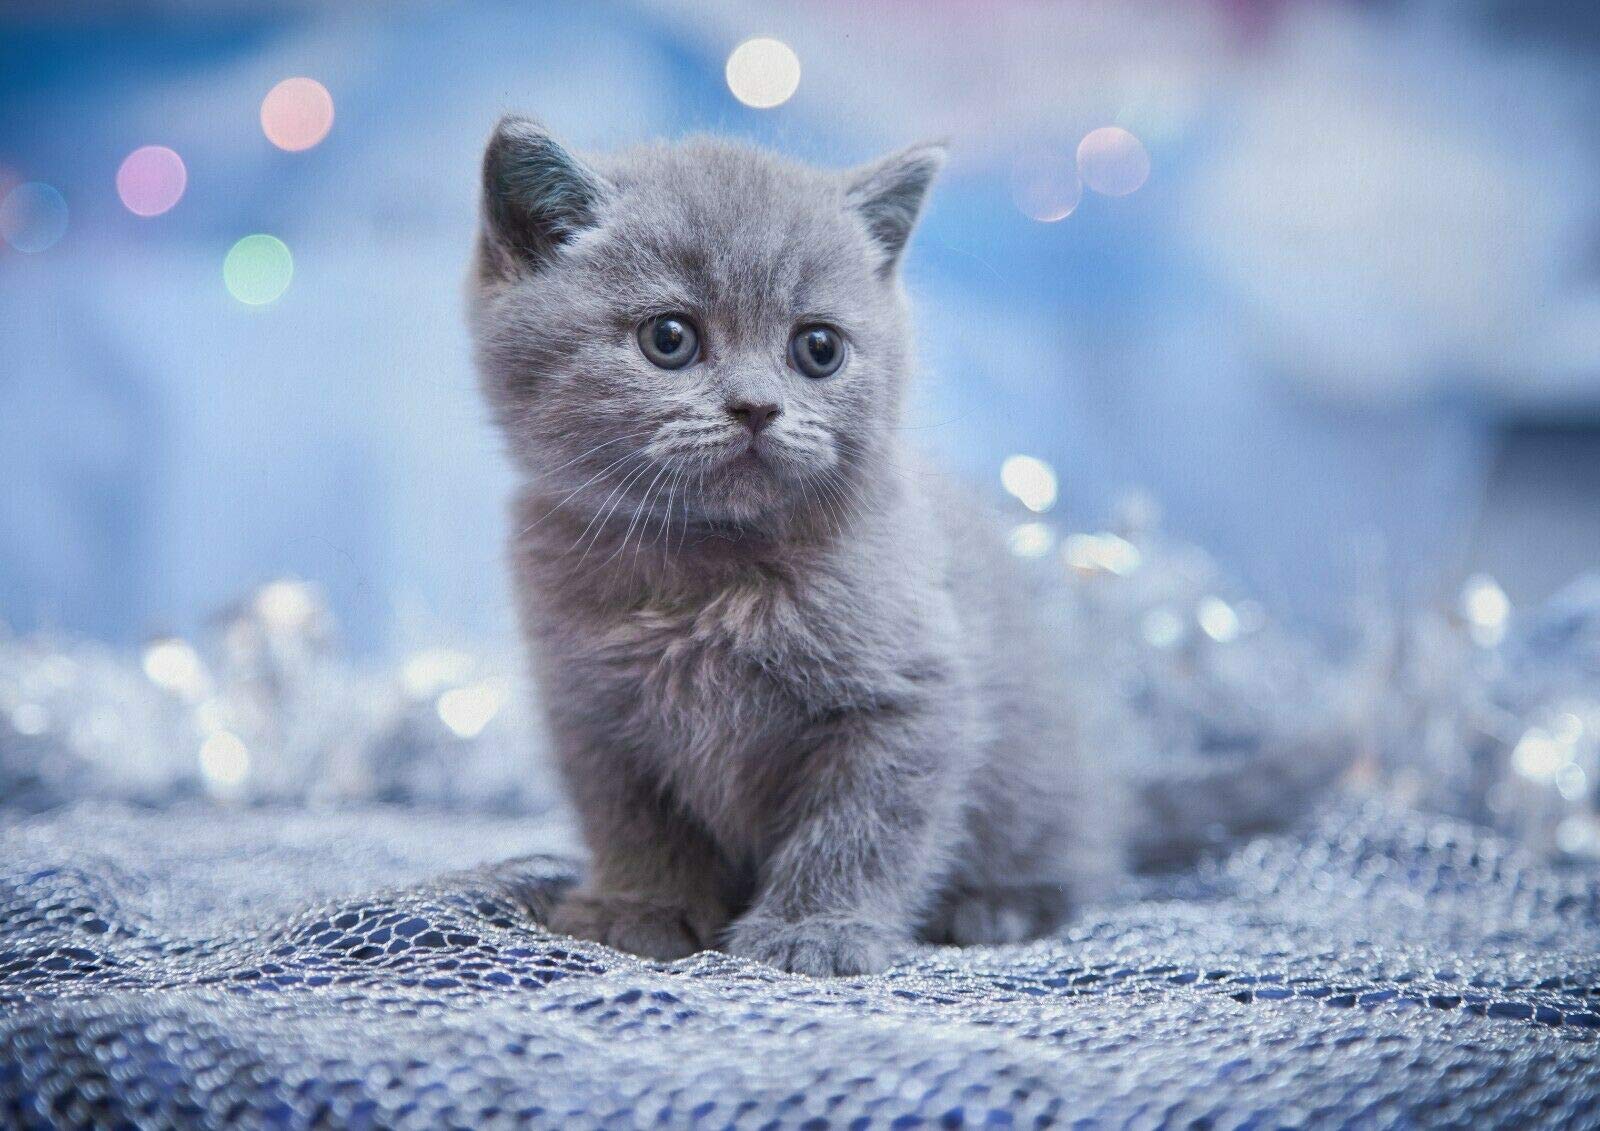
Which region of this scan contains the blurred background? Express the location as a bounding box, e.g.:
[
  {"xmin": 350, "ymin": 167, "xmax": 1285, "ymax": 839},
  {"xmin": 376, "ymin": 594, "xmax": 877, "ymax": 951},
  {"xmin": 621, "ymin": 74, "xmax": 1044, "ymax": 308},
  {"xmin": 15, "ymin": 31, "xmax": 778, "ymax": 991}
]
[{"xmin": 3, "ymin": 0, "xmax": 1599, "ymax": 655}]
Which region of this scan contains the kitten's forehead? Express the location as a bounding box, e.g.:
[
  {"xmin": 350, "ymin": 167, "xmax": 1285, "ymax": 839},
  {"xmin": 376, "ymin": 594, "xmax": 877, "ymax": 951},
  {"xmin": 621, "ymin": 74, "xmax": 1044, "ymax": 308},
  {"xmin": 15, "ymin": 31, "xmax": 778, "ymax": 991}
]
[{"xmin": 589, "ymin": 140, "xmax": 873, "ymax": 327}]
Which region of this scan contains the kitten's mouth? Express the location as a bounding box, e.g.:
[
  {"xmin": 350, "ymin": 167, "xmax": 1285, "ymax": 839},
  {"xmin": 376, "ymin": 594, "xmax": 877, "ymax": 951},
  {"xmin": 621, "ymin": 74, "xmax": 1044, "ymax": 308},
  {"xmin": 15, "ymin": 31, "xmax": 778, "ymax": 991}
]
[{"xmin": 715, "ymin": 443, "xmax": 784, "ymax": 489}]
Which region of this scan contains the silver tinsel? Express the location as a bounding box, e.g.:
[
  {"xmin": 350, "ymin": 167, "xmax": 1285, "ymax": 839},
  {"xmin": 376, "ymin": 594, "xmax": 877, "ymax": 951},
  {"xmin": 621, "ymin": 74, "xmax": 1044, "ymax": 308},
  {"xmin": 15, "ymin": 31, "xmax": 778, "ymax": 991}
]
[
  {"xmin": 2, "ymin": 504, "xmax": 1596, "ymax": 860},
  {"xmin": 0, "ymin": 580, "xmax": 549, "ymax": 816}
]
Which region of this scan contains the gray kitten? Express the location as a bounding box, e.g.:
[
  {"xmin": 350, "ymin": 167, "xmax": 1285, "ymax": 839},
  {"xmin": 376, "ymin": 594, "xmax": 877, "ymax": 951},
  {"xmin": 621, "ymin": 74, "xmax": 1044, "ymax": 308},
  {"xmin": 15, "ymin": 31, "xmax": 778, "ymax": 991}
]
[{"xmin": 469, "ymin": 118, "xmax": 1125, "ymax": 976}]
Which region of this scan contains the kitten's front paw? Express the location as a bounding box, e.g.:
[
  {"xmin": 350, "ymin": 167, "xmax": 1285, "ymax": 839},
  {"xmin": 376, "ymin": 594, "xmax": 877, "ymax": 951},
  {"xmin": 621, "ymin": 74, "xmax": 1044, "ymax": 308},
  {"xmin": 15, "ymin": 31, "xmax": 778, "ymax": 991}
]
[
  {"xmin": 547, "ymin": 891, "xmax": 719, "ymax": 961},
  {"xmin": 725, "ymin": 914, "xmax": 901, "ymax": 977}
]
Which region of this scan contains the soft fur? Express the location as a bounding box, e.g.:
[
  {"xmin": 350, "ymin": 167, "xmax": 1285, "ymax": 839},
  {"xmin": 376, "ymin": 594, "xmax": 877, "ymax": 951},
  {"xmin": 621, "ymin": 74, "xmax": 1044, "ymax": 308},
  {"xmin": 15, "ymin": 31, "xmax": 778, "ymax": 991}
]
[{"xmin": 470, "ymin": 119, "xmax": 1120, "ymax": 976}]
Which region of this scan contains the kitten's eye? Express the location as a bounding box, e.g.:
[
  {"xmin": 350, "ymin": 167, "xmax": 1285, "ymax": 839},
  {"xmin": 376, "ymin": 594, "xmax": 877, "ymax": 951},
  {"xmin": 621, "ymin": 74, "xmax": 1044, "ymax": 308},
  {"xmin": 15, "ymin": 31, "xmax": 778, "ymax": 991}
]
[
  {"xmin": 789, "ymin": 325, "xmax": 845, "ymax": 379},
  {"xmin": 638, "ymin": 314, "xmax": 700, "ymax": 369}
]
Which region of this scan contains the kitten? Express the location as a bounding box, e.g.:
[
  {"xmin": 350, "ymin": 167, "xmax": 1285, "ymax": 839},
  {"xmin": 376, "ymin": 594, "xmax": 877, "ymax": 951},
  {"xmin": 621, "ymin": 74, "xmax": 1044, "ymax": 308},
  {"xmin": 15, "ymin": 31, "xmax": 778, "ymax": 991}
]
[{"xmin": 470, "ymin": 118, "xmax": 1122, "ymax": 976}]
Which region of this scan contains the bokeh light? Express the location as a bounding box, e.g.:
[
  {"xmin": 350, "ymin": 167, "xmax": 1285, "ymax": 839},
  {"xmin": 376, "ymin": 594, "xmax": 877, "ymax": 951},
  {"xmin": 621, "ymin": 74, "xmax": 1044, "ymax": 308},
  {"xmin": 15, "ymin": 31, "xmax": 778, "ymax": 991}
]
[
  {"xmin": 255, "ymin": 579, "xmax": 318, "ymax": 631},
  {"xmin": 436, "ymin": 679, "xmax": 507, "ymax": 738},
  {"xmin": 116, "ymin": 146, "xmax": 187, "ymax": 216},
  {"xmin": 1063, "ymin": 532, "xmax": 1141, "ymax": 576},
  {"xmin": 0, "ymin": 182, "xmax": 68, "ymax": 253},
  {"xmin": 261, "ymin": 77, "xmax": 335, "ymax": 151},
  {"xmin": 1076, "ymin": 127, "xmax": 1151, "ymax": 197},
  {"xmin": 1007, "ymin": 522, "xmax": 1054, "ymax": 559},
  {"xmin": 1558, "ymin": 817, "xmax": 1600, "ymax": 856},
  {"xmin": 1554, "ymin": 711, "xmax": 1585, "ymax": 744},
  {"xmin": 224, "ymin": 235, "xmax": 294, "ymax": 305},
  {"xmin": 1010, "ymin": 153, "xmax": 1082, "ymax": 222},
  {"xmin": 11, "ymin": 702, "xmax": 48, "ymax": 736},
  {"xmin": 142, "ymin": 637, "xmax": 207, "ymax": 700},
  {"xmin": 1460, "ymin": 574, "xmax": 1510, "ymax": 647},
  {"xmin": 1141, "ymin": 607, "xmax": 1186, "ymax": 649},
  {"xmin": 1512, "ymin": 728, "xmax": 1568, "ymax": 782},
  {"xmin": 1000, "ymin": 455, "xmax": 1058, "ymax": 512},
  {"xmin": 725, "ymin": 37, "xmax": 801, "ymax": 109},
  {"xmin": 198, "ymin": 730, "xmax": 251, "ymax": 792},
  {"xmin": 1197, "ymin": 596, "xmax": 1241, "ymax": 643}
]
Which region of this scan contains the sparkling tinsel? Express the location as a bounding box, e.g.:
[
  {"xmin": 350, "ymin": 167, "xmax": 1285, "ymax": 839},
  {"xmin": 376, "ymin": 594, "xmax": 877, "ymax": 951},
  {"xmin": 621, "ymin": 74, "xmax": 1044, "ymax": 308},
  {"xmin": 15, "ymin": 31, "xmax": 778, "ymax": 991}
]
[
  {"xmin": 2, "ymin": 504, "xmax": 1596, "ymax": 860},
  {"xmin": 0, "ymin": 580, "xmax": 549, "ymax": 817}
]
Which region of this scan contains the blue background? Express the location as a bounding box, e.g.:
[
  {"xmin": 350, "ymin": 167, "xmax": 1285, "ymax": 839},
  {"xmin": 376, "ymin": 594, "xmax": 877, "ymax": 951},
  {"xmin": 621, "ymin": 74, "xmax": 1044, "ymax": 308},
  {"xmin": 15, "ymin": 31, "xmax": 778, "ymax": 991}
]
[{"xmin": 3, "ymin": 0, "xmax": 1598, "ymax": 652}]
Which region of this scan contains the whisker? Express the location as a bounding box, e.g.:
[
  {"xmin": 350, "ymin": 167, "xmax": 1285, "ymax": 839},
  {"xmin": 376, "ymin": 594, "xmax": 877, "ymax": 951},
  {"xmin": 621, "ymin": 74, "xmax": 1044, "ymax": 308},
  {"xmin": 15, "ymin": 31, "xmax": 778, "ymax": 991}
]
[
  {"xmin": 681, "ymin": 468, "xmax": 702, "ymax": 553},
  {"xmin": 654, "ymin": 468, "xmax": 683, "ymax": 551},
  {"xmin": 801, "ymin": 470, "xmax": 840, "ymax": 538},
  {"xmin": 683, "ymin": 467, "xmax": 707, "ymax": 551},
  {"xmin": 795, "ymin": 473, "xmax": 816, "ymax": 523},
  {"xmin": 825, "ymin": 472, "xmax": 871, "ymax": 529},
  {"xmin": 569, "ymin": 458, "xmax": 655, "ymax": 562},
  {"xmin": 609, "ymin": 461, "xmax": 672, "ymax": 568},
  {"xmin": 539, "ymin": 428, "xmax": 655, "ymax": 478},
  {"xmin": 836, "ymin": 477, "xmax": 880, "ymax": 524},
  {"xmin": 641, "ymin": 468, "xmax": 679, "ymax": 560},
  {"xmin": 888, "ymin": 414, "xmax": 969, "ymax": 431},
  {"xmin": 652, "ymin": 422, "xmax": 729, "ymax": 442},
  {"xmin": 820, "ymin": 478, "xmax": 852, "ymax": 538},
  {"xmin": 643, "ymin": 468, "xmax": 679, "ymax": 558},
  {"xmin": 522, "ymin": 445, "xmax": 651, "ymax": 535}
]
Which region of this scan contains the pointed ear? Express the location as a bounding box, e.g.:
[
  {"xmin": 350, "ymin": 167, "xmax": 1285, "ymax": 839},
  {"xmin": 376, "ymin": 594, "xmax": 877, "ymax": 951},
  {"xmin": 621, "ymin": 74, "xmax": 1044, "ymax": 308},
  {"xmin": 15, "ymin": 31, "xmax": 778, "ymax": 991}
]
[
  {"xmin": 845, "ymin": 143, "xmax": 945, "ymax": 277},
  {"xmin": 479, "ymin": 116, "xmax": 611, "ymax": 281}
]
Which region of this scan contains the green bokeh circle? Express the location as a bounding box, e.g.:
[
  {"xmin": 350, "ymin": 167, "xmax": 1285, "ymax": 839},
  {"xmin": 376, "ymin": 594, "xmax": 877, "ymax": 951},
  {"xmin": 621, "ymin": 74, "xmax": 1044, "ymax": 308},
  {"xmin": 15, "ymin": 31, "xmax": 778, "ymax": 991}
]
[{"xmin": 224, "ymin": 234, "xmax": 293, "ymax": 305}]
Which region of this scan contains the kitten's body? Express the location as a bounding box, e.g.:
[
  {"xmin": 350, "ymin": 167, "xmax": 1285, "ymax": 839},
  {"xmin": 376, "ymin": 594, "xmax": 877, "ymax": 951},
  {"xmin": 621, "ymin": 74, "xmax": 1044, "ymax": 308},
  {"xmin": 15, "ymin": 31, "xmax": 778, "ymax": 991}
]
[
  {"xmin": 511, "ymin": 455, "xmax": 1116, "ymax": 967},
  {"xmin": 473, "ymin": 123, "xmax": 1117, "ymax": 974}
]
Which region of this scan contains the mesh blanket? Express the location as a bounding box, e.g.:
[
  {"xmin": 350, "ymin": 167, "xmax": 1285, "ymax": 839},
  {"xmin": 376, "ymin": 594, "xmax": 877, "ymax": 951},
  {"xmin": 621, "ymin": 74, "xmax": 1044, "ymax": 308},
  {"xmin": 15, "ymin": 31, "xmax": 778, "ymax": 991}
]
[{"xmin": 2, "ymin": 802, "xmax": 1598, "ymax": 1129}]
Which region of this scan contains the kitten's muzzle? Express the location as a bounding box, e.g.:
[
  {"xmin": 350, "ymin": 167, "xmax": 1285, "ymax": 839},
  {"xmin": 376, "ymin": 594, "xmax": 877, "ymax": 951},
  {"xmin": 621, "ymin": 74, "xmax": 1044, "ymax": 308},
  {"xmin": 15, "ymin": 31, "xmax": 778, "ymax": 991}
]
[{"xmin": 727, "ymin": 399, "xmax": 781, "ymax": 436}]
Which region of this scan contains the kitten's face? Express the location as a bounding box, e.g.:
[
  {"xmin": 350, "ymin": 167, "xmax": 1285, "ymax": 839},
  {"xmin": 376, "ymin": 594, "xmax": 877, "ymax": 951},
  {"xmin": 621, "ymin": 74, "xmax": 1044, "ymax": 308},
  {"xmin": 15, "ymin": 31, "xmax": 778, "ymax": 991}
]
[{"xmin": 471, "ymin": 122, "xmax": 940, "ymax": 537}]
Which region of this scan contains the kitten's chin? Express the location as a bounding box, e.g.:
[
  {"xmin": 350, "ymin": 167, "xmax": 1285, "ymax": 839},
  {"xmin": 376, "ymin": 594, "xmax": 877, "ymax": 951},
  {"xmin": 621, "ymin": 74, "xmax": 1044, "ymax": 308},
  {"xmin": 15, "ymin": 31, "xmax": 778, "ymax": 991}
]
[
  {"xmin": 709, "ymin": 471, "xmax": 781, "ymax": 519},
  {"xmin": 686, "ymin": 450, "xmax": 786, "ymax": 521}
]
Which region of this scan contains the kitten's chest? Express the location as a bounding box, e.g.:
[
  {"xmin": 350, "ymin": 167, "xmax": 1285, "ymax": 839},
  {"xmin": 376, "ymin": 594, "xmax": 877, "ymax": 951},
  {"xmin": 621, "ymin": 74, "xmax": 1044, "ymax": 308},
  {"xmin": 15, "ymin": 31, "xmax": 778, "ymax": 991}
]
[
  {"xmin": 554, "ymin": 573, "xmax": 883, "ymax": 841},
  {"xmin": 592, "ymin": 575, "xmax": 843, "ymax": 739}
]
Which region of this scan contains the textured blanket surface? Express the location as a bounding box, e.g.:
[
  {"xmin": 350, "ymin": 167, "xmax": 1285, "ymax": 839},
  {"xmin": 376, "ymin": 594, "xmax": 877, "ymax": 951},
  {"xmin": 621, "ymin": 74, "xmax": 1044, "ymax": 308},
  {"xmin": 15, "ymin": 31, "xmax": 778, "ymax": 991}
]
[{"xmin": 2, "ymin": 802, "xmax": 1598, "ymax": 1129}]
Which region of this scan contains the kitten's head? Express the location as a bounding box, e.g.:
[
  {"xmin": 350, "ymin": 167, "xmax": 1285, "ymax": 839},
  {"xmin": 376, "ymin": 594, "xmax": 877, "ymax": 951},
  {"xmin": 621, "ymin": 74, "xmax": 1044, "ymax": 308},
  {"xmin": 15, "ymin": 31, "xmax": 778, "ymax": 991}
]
[{"xmin": 470, "ymin": 118, "xmax": 941, "ymax": 539}]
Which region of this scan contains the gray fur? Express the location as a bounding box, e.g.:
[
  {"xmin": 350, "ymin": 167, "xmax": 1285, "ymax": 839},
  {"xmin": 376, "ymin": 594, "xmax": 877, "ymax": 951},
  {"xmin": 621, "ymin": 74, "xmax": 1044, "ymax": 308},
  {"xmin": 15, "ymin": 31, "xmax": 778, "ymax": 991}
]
[{"xmin": 469, "ymin": 118, "xmax": 1122, "ymax": 976}]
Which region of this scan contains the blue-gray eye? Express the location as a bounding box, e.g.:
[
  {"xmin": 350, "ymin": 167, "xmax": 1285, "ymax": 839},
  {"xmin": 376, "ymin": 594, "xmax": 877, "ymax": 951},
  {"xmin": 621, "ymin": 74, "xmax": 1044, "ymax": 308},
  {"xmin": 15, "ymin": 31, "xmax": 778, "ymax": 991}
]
[
  {"xmin": 790, "ymin": 325, "xmax": 844, "ymax": 378},
  {"xmin": 639, "ymin": 314, "xmax": 700, "ymax": 369}
]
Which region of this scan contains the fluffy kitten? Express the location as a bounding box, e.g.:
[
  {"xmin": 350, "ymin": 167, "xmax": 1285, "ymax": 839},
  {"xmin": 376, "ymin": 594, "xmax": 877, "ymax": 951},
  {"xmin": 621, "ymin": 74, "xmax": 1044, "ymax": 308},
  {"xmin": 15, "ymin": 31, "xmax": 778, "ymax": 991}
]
[{"xmin": 470, "ymin": 118, "xmax": 1121, "ymax": 976}]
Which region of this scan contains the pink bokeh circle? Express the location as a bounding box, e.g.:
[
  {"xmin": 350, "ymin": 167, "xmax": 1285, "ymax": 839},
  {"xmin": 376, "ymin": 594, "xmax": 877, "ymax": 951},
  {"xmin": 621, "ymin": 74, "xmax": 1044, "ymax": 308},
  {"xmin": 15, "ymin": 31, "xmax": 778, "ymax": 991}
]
[
  {"xmin": 1076, "ymin": 127, "xmax": 1151, "ymax": 197},
  {"xmin": 261, "ymin": 78, "xmax": 335, "ymax": 152},
  {"xmin": 116, "ymin": 146, "xmax": 187, "ymax": 217}
]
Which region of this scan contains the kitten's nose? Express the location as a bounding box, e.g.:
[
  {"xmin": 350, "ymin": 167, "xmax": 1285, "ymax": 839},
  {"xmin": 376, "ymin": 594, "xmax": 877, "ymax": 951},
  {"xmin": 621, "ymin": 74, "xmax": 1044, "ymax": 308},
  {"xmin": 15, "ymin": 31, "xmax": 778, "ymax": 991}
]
[{"xmin": 728, "ymin": 399, "xmax": 781, "ymax": 436}]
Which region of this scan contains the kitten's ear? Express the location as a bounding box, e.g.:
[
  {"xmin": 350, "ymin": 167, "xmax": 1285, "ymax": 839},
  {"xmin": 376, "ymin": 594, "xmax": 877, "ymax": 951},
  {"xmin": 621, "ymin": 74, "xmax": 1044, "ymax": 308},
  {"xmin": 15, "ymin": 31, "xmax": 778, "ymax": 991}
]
[
  {"xmin": 845, "ymin": 143, "xmax": 946, "ymax": 277},
  {"xmin": 479, "ymin": 116, "xmax": 611, "ymax": 281}
]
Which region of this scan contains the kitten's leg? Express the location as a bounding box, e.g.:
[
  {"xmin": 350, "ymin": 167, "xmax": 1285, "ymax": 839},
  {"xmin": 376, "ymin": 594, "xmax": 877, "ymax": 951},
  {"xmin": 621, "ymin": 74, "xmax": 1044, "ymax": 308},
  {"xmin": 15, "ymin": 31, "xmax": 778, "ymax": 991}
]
[
  {"xmin": 724, "ymin": 709, "xmax": 959, "ymax": 977},
  {"xmin": 548, "ymin": 758, "xmax": 732, "ymax": 961}
]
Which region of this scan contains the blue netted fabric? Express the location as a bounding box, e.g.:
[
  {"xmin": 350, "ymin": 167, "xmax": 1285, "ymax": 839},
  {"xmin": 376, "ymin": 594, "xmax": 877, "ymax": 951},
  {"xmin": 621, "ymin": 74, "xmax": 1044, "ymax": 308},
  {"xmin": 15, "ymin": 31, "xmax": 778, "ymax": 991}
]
[{"xmin": 2, "ymin": 801, "xmax": 1597, "ymax": 1129}]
